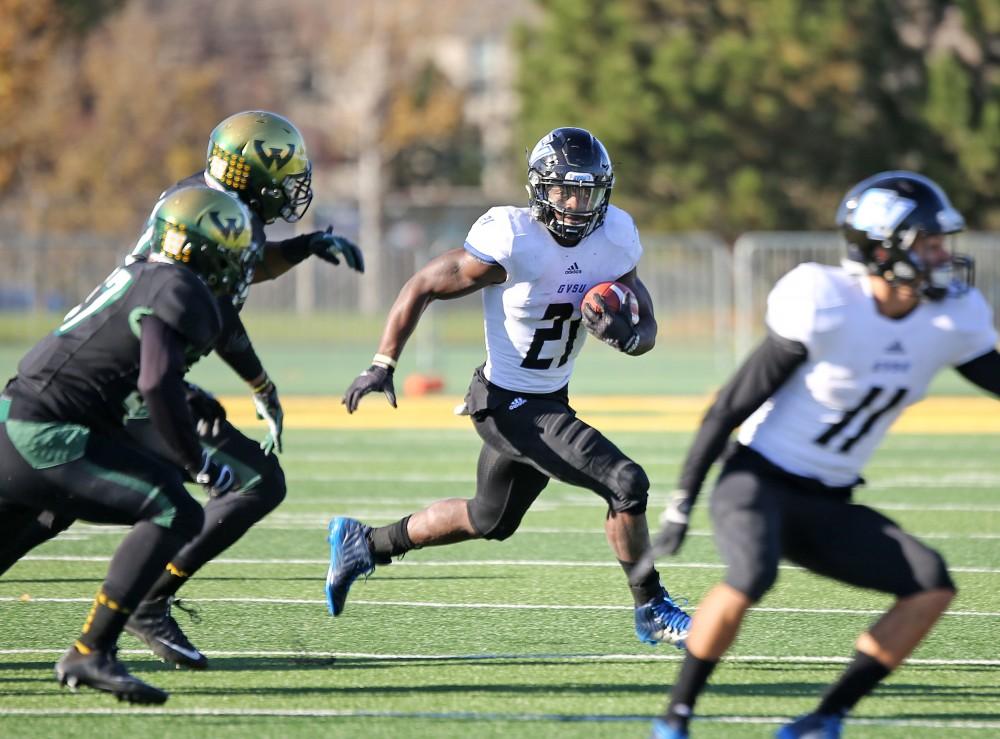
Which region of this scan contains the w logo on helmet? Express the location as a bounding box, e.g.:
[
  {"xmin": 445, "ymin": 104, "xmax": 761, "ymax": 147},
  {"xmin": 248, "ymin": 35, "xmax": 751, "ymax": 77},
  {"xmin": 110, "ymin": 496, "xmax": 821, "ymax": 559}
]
[
  {"xmin": 254, "ymin": 140, "xmax": 296, "ymax": 170},
  {"xmin": 209, "ymin": 211, "xmax": 246, "ymax": 241}
]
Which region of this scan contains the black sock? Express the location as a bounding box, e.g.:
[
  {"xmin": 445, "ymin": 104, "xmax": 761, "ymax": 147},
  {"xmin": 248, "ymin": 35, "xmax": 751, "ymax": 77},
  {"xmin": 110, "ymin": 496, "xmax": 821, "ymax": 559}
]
[
  {"xmin": 78, "ymin": 588, "xmax": 131, "ymax": 652},
  {"xmin": 143, "ymin": 562, "xmax": 191, "ymax": 602},
  {"xmin": 104, "ymin": 522, "xmax": 187, "ymax": 606},
  {"xmin": 817, "ymin": 650, "xmax": 891, "ymax": 716},
  {"xmin": 663, "ymin": 653, "xmax": 718, "ymax": 729},
  {"xmin": 619, "ymin": 559, "xmax": 663, "ymax": 606},
  {"xmin": 369, "ymin": 516, "xmax": 414, "ymax": 563}
]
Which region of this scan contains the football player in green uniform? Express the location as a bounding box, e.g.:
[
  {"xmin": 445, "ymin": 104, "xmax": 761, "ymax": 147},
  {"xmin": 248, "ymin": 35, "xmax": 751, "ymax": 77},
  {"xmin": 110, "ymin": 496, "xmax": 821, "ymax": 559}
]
[
  {"xmin": 0, "ymin": 111, "xmax": 363, "ymax": 670},
  {"xmin": 0, "ymin": 186, "xmax": 254, "ymax": 703}
]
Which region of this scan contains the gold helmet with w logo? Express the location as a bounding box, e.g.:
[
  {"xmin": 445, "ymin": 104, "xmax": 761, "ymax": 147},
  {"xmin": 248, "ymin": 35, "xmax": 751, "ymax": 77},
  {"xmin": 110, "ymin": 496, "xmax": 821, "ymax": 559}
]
[
  {"xmin": 149, "ymin": 185, "xmax": 257, "ymax": 297},
  {"xmin": 206, "ymin": 110, "xmax": 313, "ymax": 224}
]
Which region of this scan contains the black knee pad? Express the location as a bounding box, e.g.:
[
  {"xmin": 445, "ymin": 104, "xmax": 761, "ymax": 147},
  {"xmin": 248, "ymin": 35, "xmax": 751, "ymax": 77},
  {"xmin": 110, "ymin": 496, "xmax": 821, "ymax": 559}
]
[
  {"xmin": 467, "ymin": 497, "xmax": 519, "ymax": 541},
  {"xmin": 726, "ymin": 560, "xmax": 779, "ymax": 603},
  {"xmin": 909, "ymin": 546, "xmax": 956, "ymax": 595},
  {"xmin": 609, "ymin": 461, "xmax": 649, "ymax": 514}
]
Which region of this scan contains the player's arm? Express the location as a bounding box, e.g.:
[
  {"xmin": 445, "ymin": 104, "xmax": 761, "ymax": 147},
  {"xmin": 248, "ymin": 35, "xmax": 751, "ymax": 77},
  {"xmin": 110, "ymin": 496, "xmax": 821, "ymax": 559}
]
[
  {"xmin": 212, "ymin": 301, "xmax": 284, "ymax": 453},
  {"xmin": 617, "ymin": 268, "xmax": 657, "ymax": 355},
  {"xmin": 342, "ymin": 248, "xmax": 506, "ymax": 413},
  {"xmin": 955, "ymin": 349, "xmax": 1000, "ymax": 397},
  {"xmin": 253, "ymin": 230, "xmax": 364, "ymax": 283},
  {"xmin": 138, "ymin": 316, "xmax": 204, "ymax": 472},
  {"xmin": 580, "ymin": 268, "xmax": 655, "ymax": 356},
  {"xmin": 648, "ymin": 332, "xmax": 808, "ymax": 558}
]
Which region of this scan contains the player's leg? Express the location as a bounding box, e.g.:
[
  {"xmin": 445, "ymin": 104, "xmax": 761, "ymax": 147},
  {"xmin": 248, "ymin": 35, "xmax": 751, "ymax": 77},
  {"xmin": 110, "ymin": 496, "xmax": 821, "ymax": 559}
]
[
  {"xmin": 657, "ymin": 447, "xmax": 785, "ymax": 737},
  {"xmin": 326, "ymin": 443, "xmax": 547, "ymax": 616},
  {"xmin": 0, "ymin": 423, "xmax": 202, "ymax": 703},
  {"xmin": 483, "ymin": 393, "xmax": 691, "ymax": 645},
  {"xmin": 0, "ymin": 505, "xmax": 76, "ymax": 576},
  {"xmin": 776, "ymin": 498, "xmax": 955, "ymax": 736},
  {"xmin": 122, "ymin": 417, "xmax": 286, "ymax": 668}
]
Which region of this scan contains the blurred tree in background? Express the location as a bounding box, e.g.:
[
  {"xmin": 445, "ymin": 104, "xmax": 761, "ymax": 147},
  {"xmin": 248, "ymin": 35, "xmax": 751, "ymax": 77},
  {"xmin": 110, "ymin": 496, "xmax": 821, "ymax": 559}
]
[
  {"xmin": 516, "ymin": 0, "xmax": 1000, "ymax": 236},
  {"xmin": 4, "ymin": 0, "xmax": 998, "ymax": 243}
]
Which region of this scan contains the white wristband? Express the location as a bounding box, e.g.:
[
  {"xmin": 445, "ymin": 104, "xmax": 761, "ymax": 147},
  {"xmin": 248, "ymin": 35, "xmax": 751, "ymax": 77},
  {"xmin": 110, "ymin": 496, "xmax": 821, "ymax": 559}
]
[{"xmin": 372, "ymin": 353, "xmax": 397, "ymax": 370}]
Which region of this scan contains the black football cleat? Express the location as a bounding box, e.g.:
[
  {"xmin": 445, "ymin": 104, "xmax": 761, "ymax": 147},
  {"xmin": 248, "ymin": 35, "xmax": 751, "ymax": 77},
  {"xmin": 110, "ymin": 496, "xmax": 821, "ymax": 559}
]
[
  {"xmin": 124, "ymin": 596, "xmax": 208, "ymax": 670},
  {"xmin": 55, "ymin": 645, "xmax": 168, "ymax": 704}
]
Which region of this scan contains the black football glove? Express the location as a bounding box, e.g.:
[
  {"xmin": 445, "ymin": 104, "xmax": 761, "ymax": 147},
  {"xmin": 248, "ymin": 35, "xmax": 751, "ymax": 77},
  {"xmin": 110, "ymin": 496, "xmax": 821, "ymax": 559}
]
[
  {"xmin": 632, "ymin": 490, "xmax": 693, "ymax": 581},
  {"xmin": 308, "ymin": 227, "xmax": 364, "ymax": 273},
  {"xmin": 582, "ymin": 293, "xmax": 640, "ymax": 354},
  {"xmin": 185, "ymin": 383, "xmax": 227, "ymax": 439},
  {"xmin": 187, "ymin": 450, "xmax": 238, "ymax": 498},
  {"xmin": 251, "ymin": 376, "xmax": 283, "ymax": 454},
  {"xmin": 651, "ymin": 490, "xmax": 694, "ymax": 556},
  {"xmin": 342, "ymin": 364, "xmax": 396, "ymax": 414}
]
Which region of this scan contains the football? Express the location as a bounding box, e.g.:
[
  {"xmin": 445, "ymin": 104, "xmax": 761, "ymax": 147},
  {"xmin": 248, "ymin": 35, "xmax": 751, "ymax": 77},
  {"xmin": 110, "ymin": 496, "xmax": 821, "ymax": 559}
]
[{"xmin": 581, "ymin": 281, "xmax": 640, "ymax": 325}]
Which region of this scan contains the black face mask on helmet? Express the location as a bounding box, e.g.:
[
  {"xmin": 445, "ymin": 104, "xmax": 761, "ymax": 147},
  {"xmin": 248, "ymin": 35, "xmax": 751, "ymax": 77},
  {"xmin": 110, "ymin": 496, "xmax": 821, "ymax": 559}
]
[
  {"xmin": 526, "ymin": 127, "xmax": 614, "ymax": 246},
  {"xmin": 837, "ymin": 170, "xmax": 973, "ymax": 301}
]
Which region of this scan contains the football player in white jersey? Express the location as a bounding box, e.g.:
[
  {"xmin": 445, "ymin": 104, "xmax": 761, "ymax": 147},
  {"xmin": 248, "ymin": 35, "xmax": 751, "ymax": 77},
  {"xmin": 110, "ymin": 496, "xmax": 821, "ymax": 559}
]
[
  {"xmin": 647, "ymin": 171, "xmax": 1000, "ymax": 739},
  {"xmin": 329, "ymin": 127, "xmax": 691, "ymax": 647}
]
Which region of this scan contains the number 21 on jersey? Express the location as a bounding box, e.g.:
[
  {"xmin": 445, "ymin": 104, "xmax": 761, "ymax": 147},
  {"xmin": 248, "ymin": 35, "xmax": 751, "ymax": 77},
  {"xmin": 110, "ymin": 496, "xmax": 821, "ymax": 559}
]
[{"xmin": 521, "ymin": 302, "xmax": 582, "ymax": 370}]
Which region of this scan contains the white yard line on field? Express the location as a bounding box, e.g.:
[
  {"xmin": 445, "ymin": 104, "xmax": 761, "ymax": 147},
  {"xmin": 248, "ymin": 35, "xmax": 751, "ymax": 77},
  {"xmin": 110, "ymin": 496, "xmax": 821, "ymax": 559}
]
[
  {"xmin": 0, "ymin": 707, "xmax": 997, "ymax": 730},
  {"xmin": 1, "ymin": 649, "xmax": 999, "ymax": 667},
  {"xmin": 16, "ymin": 554, "xmax": 1000, "ymax": 574},
  {"xmin": 3, "ymin": 595, "xmax": 999, "ymax": 618}
]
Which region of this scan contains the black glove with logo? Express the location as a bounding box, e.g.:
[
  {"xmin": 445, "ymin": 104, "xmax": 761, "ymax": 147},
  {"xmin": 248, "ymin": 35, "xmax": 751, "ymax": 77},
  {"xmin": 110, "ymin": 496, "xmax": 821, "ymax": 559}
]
[
  {"xmin": 342, "ymin": 364, "xmax": 396, "ymax": 414},
  {"xmin": 582, "ymin": 293, "xmax": 640, "ymax": 354},
  {"xmin": 187, "ymin": 450, "xmax": 238, "ymax": 498}
]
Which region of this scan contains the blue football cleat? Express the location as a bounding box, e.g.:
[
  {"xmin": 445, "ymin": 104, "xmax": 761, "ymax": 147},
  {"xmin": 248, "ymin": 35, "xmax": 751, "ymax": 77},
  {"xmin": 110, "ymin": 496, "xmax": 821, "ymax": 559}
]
[
  {"xmin": 325, "ymin": 517, "xmax": 375, "ymax": 616},
  {"xmin": 775, "ymin": 712, "xmax": 843, "ymax": 739},
  {"xmin": 650, "ymin": 718, "xmax": 688, "ymax": 739},
  {"xmin": 635, "ymin": 587, "xmax": 691, "ymax": 647}
]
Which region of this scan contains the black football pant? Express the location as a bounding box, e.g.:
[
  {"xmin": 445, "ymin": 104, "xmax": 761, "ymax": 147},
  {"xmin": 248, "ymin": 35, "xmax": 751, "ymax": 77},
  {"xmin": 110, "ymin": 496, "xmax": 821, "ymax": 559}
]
[
  {"xmin": 0, "ymin": 421, "xmax": 203, "ymax": 610},
  {"xmin": 0, "ymin": 417, "xmax": 286, "ymax": 579}
]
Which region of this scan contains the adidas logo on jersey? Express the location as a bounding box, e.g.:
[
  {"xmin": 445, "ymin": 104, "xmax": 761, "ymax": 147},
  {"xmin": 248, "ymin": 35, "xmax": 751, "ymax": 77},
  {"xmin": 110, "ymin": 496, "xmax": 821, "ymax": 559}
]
[
  {"xmin": 564, "ymin": 262, "xmax": 582, "ymax": 275},
  {"xmin": 508, "ymin": 397, "xmax": 527, "ymax": 411},
  {"xmin": 884, "ymin": 340, "xmax": 905, "ymax": 354}
]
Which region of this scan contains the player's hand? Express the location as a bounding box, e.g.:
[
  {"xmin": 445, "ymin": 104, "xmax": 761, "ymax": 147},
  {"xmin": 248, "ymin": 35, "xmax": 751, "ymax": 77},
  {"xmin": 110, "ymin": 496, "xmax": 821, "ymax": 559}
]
[
  {"xmin": 653, "ymin": 490, "xmax": 693, "ymax": 556},
  {"xmin": 251, "ymin": 376, "xmax": 284, "ymax": 454},
  {"xmin": 632, "ymin": 490, "xmax": 693, "ymax": 580},
  {"xmin": 582, "ymin": 293, "xmax": 640, "ymax": 354},
  {"xmin": 188, "ymin": 450, "xmax": 238, "ymax": 497},
  {"xmin": 308, "ymin": 227, "xmax": 364, "ymax": 273},
  {"xmin": 185, "ymin": 383, "xmax": 226, "ymax": 438},
  {"xmin": 342, "ymin": 364, "xmax": 396, "ymax": 414}
]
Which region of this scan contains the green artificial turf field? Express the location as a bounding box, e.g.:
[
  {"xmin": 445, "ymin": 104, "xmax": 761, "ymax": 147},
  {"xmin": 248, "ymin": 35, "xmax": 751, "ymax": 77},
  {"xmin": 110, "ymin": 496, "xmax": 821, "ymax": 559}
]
[{"xmin": 1, "ymin": 426, "xmax": 998, "ymax": 738}]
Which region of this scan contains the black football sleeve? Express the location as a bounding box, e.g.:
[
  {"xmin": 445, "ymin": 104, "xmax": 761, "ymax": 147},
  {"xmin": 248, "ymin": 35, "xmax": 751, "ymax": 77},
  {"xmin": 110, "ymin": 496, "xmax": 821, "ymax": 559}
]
[
  {"xmin": 137, "ymin": 315, "xmax": 204, "ymax": 471},
  {"xmin": 213, "ymin": 301, "xmax": 265, "ymax": 383},
  {"xmin": 677, "ymin": 331, "xmax": 808, "ymax": 500},
  {"xmin": 955, "ymin": 349, "xmax": 1000, "ymax": 397}
]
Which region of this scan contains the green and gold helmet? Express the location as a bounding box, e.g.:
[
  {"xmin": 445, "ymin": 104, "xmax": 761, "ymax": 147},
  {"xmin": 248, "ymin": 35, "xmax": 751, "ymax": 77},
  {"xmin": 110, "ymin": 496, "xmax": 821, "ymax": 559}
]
[
  {"xmin": 148, "ymin": 185, "xmax": 257, "ymax": 297},
  {"xmin": 205, "ymin": 110, "xmax": 313, "ymax": 224}
]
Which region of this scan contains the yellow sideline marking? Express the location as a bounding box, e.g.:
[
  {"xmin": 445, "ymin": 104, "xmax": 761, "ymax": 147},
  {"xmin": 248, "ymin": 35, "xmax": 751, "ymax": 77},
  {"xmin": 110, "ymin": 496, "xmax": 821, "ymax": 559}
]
[{"xmin": 218, "ymin": 395, "xmax": 999, "ymax": 433}]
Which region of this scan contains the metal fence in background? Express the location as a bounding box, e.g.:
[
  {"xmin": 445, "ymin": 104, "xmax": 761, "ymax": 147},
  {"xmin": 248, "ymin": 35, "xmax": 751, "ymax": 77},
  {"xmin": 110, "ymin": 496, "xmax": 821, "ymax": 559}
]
[
  {"xmin": 2, "ymin": 229, "xmax": 997, "ymax": 371},
  {"xmin": 732, "ymin": 231, "xmax": 1000, "ymax": 360}
]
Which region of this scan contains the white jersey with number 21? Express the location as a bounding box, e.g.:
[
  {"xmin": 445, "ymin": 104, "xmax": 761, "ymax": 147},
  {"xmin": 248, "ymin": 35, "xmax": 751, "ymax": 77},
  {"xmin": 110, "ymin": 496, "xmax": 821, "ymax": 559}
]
[
  {"xmin": 739, "ymin": 262, "xmax": 997, "ymax": 487},
  {"xmin": 464, "ymin": 204, "xmax": 642, "ymax": 393}
]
